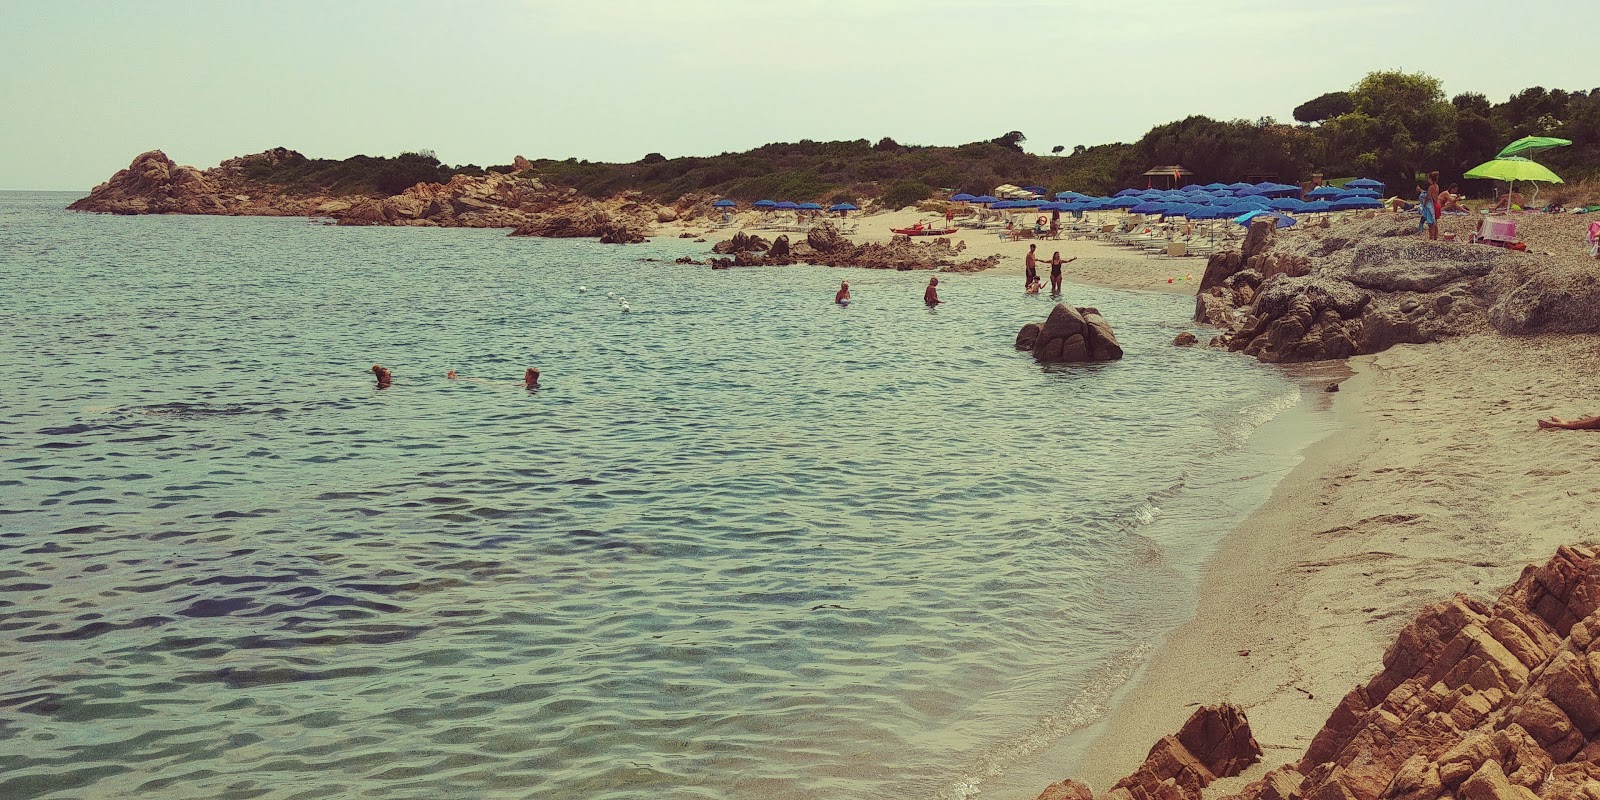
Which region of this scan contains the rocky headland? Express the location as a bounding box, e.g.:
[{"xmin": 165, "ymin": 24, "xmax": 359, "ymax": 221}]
[
  {"xmin": 1194, "ymin": 215, "xmax": 1600, "ymax": 363},
  {"xmin": 69, "ymin": 149, "xmax": 697, "ymax": 243}
]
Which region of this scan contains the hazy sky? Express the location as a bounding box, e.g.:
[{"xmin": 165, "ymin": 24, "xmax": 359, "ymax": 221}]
[{"xmin": 3, "ymin": 0, "xmax": 1593, "ymax": 189}]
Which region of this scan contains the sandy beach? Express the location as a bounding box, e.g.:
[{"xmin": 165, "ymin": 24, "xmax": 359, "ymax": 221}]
[
  {"xmin": 657, "ymin": 207, "xmax": 1209, "ymax": 295},
  {"xmin": 972, "ymin": 330, "xmax": 1600, "ymax": 798}
]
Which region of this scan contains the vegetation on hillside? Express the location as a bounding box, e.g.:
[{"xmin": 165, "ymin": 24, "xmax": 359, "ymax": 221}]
[{"xmin": 239, "ymin": 71, "xmax": 1600, "ymax": 203}]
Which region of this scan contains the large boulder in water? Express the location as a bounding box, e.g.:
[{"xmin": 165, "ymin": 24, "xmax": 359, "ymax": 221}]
[{"xmin": 1021, "ymin": 303, "xmax": 1123, "ymax": 363}]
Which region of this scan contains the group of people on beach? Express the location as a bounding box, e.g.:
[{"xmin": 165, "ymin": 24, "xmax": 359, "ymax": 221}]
[
  {"xmin": 371, "ymin": 364, "xmax": 540, "ymax": 390},
  {"xmin": 1023, "ymin": 243, "xmax": 1076, "ymax": 295}
]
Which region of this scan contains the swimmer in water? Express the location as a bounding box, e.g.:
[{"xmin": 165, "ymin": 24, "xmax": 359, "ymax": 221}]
[
  {"xmin": 371, "ymin": 364, "xmax": 392, "ymax": 388},
  {"xmin": 524, "ymin": 368, "xmax": 541, "ymax": 389},
  {"xmin": 924, "ymin": 276, "xmax": 942, "ymax": 307},
  {"xmin": 835, "ymin": 281, "xmax": 851, "ymax": 304},
  {"xmin": 446, "ymin": 370, "xmax": 458, "ymax": 379}
]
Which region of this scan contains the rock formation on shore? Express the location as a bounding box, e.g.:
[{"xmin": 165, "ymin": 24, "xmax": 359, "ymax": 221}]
[
  {"xmin": 708, "ymin": 222, "xmax": 1001, "ymax": 271},
  {"xmin": 70, "ymin": 150, "xmax": 673, "ymax": 244},
  {"xmin": 1015, "ymin": 303, "xmax": 1124, "ymax": 363},
  {"xmin": 1195, "ymin": 216, "xmax": 1600, "ymax": 363},
  {"xmin": 1038, "ymin": 545, "xmax": 1600, "ymax": 800}
]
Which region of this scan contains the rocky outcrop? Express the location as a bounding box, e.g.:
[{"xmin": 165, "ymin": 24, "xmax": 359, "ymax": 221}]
[
  {"xmin": 708, "ymin": 223, "xmax": 1000, "ymax": 271},
  {"xmin": 1194, "ymin": 216, "xmax": 1600, "ymax": 363},
  {"xmin": 68, "ymin": 150, "xmax": 231, "ymax": 215},
  {"xmin": 1037, "ymin": 546, "xmax": 1600, "ymax": 800},
  {"xmin": 1037, "ymin": 706, "xmax": 1260, "ymax": 800},
  {"xmin": 70, "ymin": 149, "xmax": 676, "ymax": 243},
  {"xmin": 1017, "ymin": 304, "xmax": 1124, "ymax": 363}
]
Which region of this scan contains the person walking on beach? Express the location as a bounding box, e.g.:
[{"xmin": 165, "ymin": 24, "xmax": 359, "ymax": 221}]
[
  {"xmin": 1050, "ymin": 209, "xmax": 1060, "ymax": 239},
  {"xmin": 1024, "ymin": 244, "xmax": 1039, "ymax": 290},
  {"xmin": 835, "ymin": 281, "xmax": 851, "ymax": 304},
  {"xmin": 371, "ymin": 364, "xmax": 392, "ymax": 389},
  {"xmin": 924, "ymin": 277, "xmax": 942, "ymax": 307}
]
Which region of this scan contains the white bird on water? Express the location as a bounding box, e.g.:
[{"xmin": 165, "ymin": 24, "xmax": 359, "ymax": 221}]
[
  {"xmin": 578, "ymin": 286, "xmax": 588, "ymax": 293},
  {"xmin": 606, "ymin": 290, "xmax": 616, "ymax": 299},
  {"xmin": 621, "ymin": 301, "xmax": 631, "ymax": 313}
]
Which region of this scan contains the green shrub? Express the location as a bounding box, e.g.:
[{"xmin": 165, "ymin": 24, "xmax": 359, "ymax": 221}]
[{"xmin": 880, "ymin": 180, "xmax": 934, "ymax": 209}]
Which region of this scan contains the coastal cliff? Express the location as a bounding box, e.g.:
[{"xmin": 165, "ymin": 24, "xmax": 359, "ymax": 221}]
[{"xmin": 69, "ymin": 150, "xmax": 684, "ymax": 242}]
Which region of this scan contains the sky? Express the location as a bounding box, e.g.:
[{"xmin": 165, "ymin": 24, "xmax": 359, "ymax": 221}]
[{"xmin": 2, "ymin": 0, "xmax": 1594, "ymax": 190}]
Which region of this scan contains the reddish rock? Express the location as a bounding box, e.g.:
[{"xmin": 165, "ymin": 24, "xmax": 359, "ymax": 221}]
[
  {"xmin": 1019, "ymin": 304, "xmax": 1123, "ymax": 364},
  {"xmin": 1173, "ymin": 332, "xmax": 1198, "ymax": 346}
]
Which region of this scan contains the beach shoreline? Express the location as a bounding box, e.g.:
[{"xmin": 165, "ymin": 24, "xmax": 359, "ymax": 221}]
[
  {"xmin": 977, "ymin": 330, "xmax": 1600, "ymax": 799},
  {"xmin": 655, "ymin": 207, "xmax": 1206, "ymax": 295}
]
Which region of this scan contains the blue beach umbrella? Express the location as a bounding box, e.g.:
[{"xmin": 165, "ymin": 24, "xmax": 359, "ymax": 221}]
[
  {"xmin": 1114, "ymin": 188, "xmax": 1142, "ymax": 197},
  {"xmin": 1185, "ymin": 205, "xmax": 1224, "ymax": 220},
  {"xmin": 1345, "ymin": 178, "xmax": 1385, "ymax": 190},
  {"xmin": 827, "ymin": 203, "xmax": 858, "ymax": 212},
  {"xmin": 1263, "ymin": 184, "xmax": 1300, "ymax": 197},
  {"xmin": 974, "ymin": 195, "xmax": 999, "ymax": 204},
  {"xmin": 1337, "ymin": 189, "xmax": 1380, "ymax": 199},
  {"xmin": 797, "ymin": 202, "xmax": 823, "ymax": 210},
  {"xmin": 775, "ymin": 201, "xmax": 799, "ymax": 210},
  {"xmin": 1106, "ymin": 196, "xmax": 1142, "ymax": 209},
  {"xmin": 1307, "ymin": 186, "xmax": 1341, "ymax": 199},
  {"xmin": 712, "ymin": 199, "xmax": 736, "ymax": 208},
  {"xmin": 1267, "ymin": 198, "xmax": 1304, "ymax": 212},
  {"xmin": 1129, "ymin": 201, "xmax": 1166, "ymax": 214},
  {"xmin": 1234, "ymin": 210, "xmax": 1297, "ymax": 228},
  {"xmin": 1180, "ymin": 184, "xmax": 1205, "ymax": 192},
  {"xmin": 1203, "ymin": 183, "xmax": 1228, "ymax": 191},
  {"xmin": 951, "ymin": 193, "xmax": 977, "ymax": 202},
  {"xmin": 754, "ymin": 199, "xmax": 777, "ymax": 208},
  {"xmin": 1234, "ymin": 195, "xmax": 1272, "ymax": 208}
]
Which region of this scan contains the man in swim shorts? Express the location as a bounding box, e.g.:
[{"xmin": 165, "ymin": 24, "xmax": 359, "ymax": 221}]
[
  {"xmin": 371, "ymin": 364, "xmax": 392, "ymax": 388},
  {"xmin": 924, "ymin": 277, "xmax": 942, "ymax": 307}
]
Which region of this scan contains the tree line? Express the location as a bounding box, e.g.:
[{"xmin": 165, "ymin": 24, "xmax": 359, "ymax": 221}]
[{"xmin": 242, "ymin": 70, "xmax": 1597, "ymax": 203}]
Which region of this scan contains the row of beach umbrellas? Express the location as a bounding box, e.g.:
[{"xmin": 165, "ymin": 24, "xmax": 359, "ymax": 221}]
[{"xmin": 715, "ymin": 199, "xmax": 859, "ymax": 212}]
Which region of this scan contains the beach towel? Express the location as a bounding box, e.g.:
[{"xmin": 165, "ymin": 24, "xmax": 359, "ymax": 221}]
[{"xmin": 1588, "ymin": 221, "xmax": 1600, "ymax": 257}]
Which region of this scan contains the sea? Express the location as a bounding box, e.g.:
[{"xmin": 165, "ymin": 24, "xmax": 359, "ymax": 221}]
[{"xmin": 0, "ymin": 190, "xmax": 1321, "ymax": 800}]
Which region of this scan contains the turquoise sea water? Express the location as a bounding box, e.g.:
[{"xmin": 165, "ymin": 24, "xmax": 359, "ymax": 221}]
[{"xmin": 1, "ymin": 191, "xmax": 1304, "ymax": 800}]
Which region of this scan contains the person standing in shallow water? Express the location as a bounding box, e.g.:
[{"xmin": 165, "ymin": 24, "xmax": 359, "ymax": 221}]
[
  {"xmin": 1023, "ymin": 243, "xmax": 1038, "ymax": 290},
  {"xmin": 924, "ymin": 276, "xmax": 942, "ymax": 306},
  {"xmin": 1048, "ymin": 251, "xmax": 1076, "ymax": 296},
  {"xmin": 835, "ymin": 281, "xmax": 851, "ymax": 304},
  {"xmin": 371, "ymin": 364, "xmax": 392, "ymax": 388}
]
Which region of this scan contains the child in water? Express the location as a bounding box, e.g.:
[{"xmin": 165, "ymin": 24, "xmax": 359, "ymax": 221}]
[
  {"xmin": 371, "ymin": 364, "xmax": 392, "ymax": 388},
  {"xmin": 835, "ymin": 281, "xmax": 851, "ymax": 304}
]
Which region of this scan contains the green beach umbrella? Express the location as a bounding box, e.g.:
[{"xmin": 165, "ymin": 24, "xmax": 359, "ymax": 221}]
[
  {"xmin": 1464, "ymin": 157, "xmax": 1563, "ymax": 184},
  {"xmin": 1464, "ymin": 156, "xmax": 1563, "ymax": 208},
  {"xmin": 1496, "ymin": 136, "xmax": 1572, "ymax": 159}
]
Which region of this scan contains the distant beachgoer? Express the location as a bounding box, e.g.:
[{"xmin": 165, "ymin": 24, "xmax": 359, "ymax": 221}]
[
  {"xmin": 945, "ymin": 208, "xmax": 955, "ymax": 228},
  {"xmin": 1425, "ymin": 172, "xmax": 1442, "ymax": 240},
  {"xmin": 1050, "ymin": 209, "xmax": 1060, "ymax": 238},
  {"xmin": 835, "ymin": 281, "xmax": 851, "ymax": 304},
  {"xmin": 924, "ymin": 277, "xmax": 942, "ymax": 307},
  {"xmin": 1024, "ymin": 244, "xmax": 1038, "ymax": 289},
  {"xmin": 1442, "ymin": 184, "xmax": 1466, "ymax": 214},
  {"xmin": 446, "ymin": 370, "xmax": 458, "ymax": 379},
  {"xmin": 1417, "ymin": 180, "xmax": 1437, "ymax": 239},
  {"xmin": 1538, "ymin": 415, "xmax": 1600, "ymax": 430},
  {"xmin": 1025, "ymin": 277, "xmax": 1042, "ymax": 295},
  {"xmin": 524, "ymin": 368, "xmax": 541, "ymax": 389},
  {"xmin": 371, "ymin": 364, "xmax": 392, "ymax": 388}
]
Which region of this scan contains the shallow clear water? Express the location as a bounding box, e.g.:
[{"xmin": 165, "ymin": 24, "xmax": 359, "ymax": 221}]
[{"xmin": 1, "ymin": 192, "xmax": 1301, "ymax": 800}]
